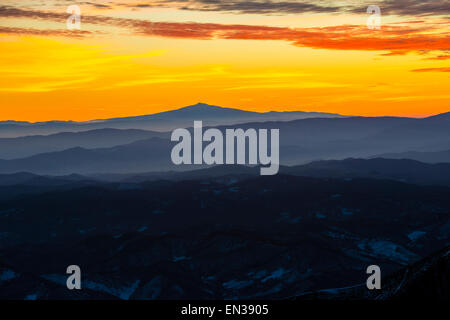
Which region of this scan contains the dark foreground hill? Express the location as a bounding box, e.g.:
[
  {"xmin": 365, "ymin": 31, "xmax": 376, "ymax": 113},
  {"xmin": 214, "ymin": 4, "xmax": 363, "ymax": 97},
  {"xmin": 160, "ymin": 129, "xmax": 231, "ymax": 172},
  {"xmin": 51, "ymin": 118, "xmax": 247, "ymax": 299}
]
[
  {"xmin": 0, "ymin": 174, "xmax": 448, "ymax": 299},
  {"xmin": 297, "ymin": 245, "xmax": 449, "ymax": 301}
]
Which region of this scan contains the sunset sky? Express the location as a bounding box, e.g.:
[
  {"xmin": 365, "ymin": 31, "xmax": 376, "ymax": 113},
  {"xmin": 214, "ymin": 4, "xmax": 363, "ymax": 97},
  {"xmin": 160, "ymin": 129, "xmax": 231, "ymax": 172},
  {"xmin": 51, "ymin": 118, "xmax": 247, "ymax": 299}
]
[{"xmin": 0, "ymin": 0, "xmax": 449, "ymax": 121}]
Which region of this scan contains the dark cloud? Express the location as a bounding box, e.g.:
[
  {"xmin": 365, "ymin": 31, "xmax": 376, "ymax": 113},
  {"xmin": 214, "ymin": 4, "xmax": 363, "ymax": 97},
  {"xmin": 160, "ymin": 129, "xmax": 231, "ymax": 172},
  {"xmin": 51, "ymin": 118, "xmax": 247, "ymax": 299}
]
[
  {"xmin": 0, "ymin": 5, "xmax": 138, "ymax": 27},
  {"xmin": 81, "ymin": 2, "xmax": 112, "ymax": 9},
  {"xmin": 10, "ymin": 1, "xmax": 447, "ymax": 16},
  {"xmin": 369, "ymin": 0, "xmax": 450, "ymax": 16},
  {"xmin": 121, "ymin": 0, "xmax": 450, "ymax": 16},
  {"xmin": 176, "ymin": 0, "xmax": 340, "ymax": 14}
]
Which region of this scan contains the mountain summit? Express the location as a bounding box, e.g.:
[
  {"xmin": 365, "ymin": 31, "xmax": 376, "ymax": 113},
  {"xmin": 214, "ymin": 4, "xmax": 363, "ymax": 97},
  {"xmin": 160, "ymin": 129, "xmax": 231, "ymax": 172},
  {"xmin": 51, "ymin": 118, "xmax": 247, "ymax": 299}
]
[{"xmin": 0, "ymin": 103, "xmax": 345, "ymax": 137}]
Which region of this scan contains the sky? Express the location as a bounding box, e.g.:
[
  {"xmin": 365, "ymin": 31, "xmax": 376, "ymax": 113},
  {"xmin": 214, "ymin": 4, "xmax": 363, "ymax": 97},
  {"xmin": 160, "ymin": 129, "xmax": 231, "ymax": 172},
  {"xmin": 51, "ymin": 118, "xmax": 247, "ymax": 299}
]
[{"xmin": 0, "ymin": 0, "xmax": 449, "ymax": 121}]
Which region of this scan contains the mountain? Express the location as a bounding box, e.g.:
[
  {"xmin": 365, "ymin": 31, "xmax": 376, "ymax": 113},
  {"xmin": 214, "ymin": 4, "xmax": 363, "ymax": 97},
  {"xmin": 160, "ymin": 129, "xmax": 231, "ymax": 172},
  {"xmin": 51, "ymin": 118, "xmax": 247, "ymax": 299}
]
[
  {"xmin": 373, "ymin": 149, "xmax": 450, "ymax": 164},
  {"xmin": 214, "ymin": 115, "xmax": 450, "ymax": 164},
  {"xmin": 1, "ymin": 111, "xmax": 450, "ymax": 174},
  {"xmin": 285, "ymin": 158, "xmax": 450, "ymax": 186},
  {"xmin": 91, "ymin": 158, "xmax": 450, "ymax": 187},
  {"xmin": 0, "ymin": 128, "xmax": 167, "ymax": 159},
  {"xmin": 423, "ymin": 111, "xmax": 450, "ymax": 121},
  {"xmin": 0, "ymin": 172, "xmax": 99, "ymax": 201},
  {"xmin": 362, "ymin": 113, "xmax": 450, "ymax": 151},
  {"xmin": 115, "ymin": 103, "xmax": 345, "ymax": 122},
  {"xmin": 0, "ymin": 172, "xmax": 41, "ymax": 186},
  {"xmin": 0, "ymin": 172, "xmax": 91, "ymax": 187},
  {"xmin": 92, "ymin": 165, "xmax": 260, "ymax": 183},
  {"xmin": 0, "ymin": 103, "xmax": 345, "ymax": 138},
  {"xmin": 0, "ymin": 158, "xmax": 450, "ymax": 186},
  {"xmin": 0, "ymin": 137, "xmax": 182, "ymax": 175}
]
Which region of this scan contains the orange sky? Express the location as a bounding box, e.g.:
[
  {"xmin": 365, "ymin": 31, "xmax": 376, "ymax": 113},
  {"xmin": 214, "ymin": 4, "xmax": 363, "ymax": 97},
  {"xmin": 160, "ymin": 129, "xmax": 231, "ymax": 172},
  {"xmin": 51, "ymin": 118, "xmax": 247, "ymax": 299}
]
[{"xmin": 0, "ymin": 1, "xmax": 449, "ymax": 121}]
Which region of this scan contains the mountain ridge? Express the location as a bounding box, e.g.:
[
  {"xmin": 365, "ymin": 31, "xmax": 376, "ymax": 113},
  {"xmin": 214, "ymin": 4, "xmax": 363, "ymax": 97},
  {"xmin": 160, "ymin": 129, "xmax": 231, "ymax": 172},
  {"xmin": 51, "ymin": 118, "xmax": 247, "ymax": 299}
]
[
  {"xmin": 0, "ymin": 103, "xmax": 347, "ymax": 137},
  {"xmin": 0, "ymin": 103, "xmax": 346, "ymax": 124}
]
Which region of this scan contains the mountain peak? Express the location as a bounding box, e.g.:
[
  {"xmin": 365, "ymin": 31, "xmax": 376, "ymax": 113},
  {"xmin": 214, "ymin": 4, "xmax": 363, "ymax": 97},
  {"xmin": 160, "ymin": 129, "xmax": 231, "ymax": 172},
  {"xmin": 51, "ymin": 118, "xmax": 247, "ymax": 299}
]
[{"xmin": 185, "ymin": 102, "xmax": 221, "ymax": 109}]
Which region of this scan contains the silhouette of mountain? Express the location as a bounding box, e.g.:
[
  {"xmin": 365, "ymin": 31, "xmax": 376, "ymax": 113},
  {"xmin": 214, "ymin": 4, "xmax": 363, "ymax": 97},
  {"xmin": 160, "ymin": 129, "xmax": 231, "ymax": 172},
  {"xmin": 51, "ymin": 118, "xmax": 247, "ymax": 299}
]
[
  {"xmin": 0, "ymin": 103, "xmax": 345, "ymax": 138},
  {"xmin": 0, "ymin": 128, "xmax": 167, "ymax": 159},
  {"xmin": 0, "ymin": 172, "xmax": 99, "ymax": 201},
  {"xmin": 3, "ymin": 157, "xmax": 450, "ymax": 189},
  {"xmin": 0, "ymin": 172, "xmax": 91, "ymax": 187},
  {"xmin": 373, "ymin": 149, "xmax": 450, "ymax": 164},
  {"xmin": 362, "ymin": 113, "xmax": 450, "ymax": 150},
  {"xmin": 0, "ymin": 110, "xmax": 449, "ymax": 175},
  {"xmin": 423, "ymin": 111, "xmax": 450, "ymax": 121},
  {"xmin": 210, "ymin": 114, "xmax": 450, "ymax": 164},
  {"xmin": 285, "ymin": 158, "xmax": 450, "ymax": 186},
  {"xmin": 0, "ymin": 137, "xmax": 182, "ymax": 175},
  {"xmin": 89, "ymin": 158, "xmax": 450, "ymax": 187}
]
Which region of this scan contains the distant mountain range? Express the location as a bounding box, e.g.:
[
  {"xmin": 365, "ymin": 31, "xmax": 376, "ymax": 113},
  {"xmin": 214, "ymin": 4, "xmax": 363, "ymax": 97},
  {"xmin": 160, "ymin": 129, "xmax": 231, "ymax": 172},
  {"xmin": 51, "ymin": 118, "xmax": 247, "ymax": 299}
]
[
  {"xmin": 285, "ymin": 158, "xmax": 450, "ymax": 186},
  {"xmin": 0, "ymin": 103, "xmax": 345, "ymax": 138},
  {"xmin": 373, "ymin": 149, "xmax": 450, "ymax": 164},
  {"xmin": 0, "ymin": 111, "xmax": 450, "ymax": 173},
  {"xmin": 0, "ymin": 137, "xmax": 176, "ymax": 175},
  {"xmin": 2, "ymin": 158, "xmax": 450, "ymax": 188},
  {"xmin": 112, "ymin": 158, "xmax": 450, "ymax": 187},
  {"xmin": 0, "ymin": 105, "xmax": 449, "ymax": 174},
  {"xmin": 0, "ymin": 128, "xmax": 167, "ymax": 159}
]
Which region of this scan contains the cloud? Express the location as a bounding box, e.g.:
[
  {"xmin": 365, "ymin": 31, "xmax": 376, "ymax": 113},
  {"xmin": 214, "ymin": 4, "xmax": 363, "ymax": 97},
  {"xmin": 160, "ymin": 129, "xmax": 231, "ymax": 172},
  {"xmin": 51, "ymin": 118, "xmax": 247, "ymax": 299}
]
[
  {"xmin": 411, "ymin": 67, "xmax": 450, "ymax": 72},
  {"xmin": 0, "ymin": 26, "xmax": 91, "ymax": 37},
  {"xmin": 425, "ymin": 54, "xmax": 450, "ymax": 60},
  {"xmin": 367, "ymin": 0, "xmax": 450, "ymax": 16},
  {"xmin": 176, "ymin": 0, "xmax": 341, "ymax": 14},
  {"xmin": 0, "ymin": 5, "xmax": 122, "ymax": 25},
  {"xmin": 5, "ymin": 1, "xmax": 448, "ymax": 16},
  {"xmin": 121, "ymin": 0, "xmax": 450, "ymax": 16}
]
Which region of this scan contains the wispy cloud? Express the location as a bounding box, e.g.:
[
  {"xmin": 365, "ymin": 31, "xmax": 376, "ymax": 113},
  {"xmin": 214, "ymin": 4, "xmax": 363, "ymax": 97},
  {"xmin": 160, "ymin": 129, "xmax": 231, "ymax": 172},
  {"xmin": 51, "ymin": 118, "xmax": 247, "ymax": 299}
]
[
  {"xmin": 411, "ymin": 67, "xmax": 450, "ymax": 72},
  {"xmin": 424, "ymin": 54, "xmax": 450, "ymax": 60},
  {"xmin": 1, "ymin": 5, "xmax": 449, "ymax": 56},
  {"xmin": 0, "ymin": 26, "xmax": 91, "ymax": 37}
]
